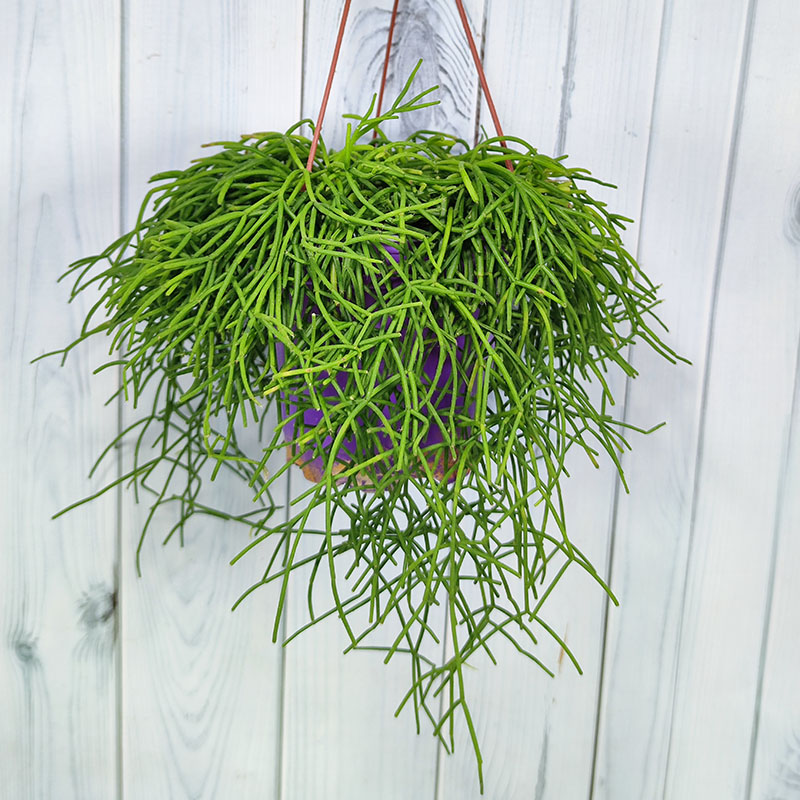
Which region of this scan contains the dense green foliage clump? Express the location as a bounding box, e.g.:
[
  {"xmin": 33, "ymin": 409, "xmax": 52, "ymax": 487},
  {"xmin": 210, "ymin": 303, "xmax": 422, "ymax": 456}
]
[{"xmin": 52, "ymin": 73, "xmax": 676, "ymax": 784}]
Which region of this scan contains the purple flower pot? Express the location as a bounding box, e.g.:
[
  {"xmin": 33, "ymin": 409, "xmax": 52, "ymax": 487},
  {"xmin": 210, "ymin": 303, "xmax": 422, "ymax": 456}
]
[{"xmin": 277, "ymin": 245, "xmax": 475, "ymax": 487}]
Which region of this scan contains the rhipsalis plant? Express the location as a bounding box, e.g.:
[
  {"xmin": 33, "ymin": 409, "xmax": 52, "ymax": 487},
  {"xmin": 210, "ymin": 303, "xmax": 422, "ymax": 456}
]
[{"xmin": 46, "ymin": 68, "xmax": 679, "ymax": 787}]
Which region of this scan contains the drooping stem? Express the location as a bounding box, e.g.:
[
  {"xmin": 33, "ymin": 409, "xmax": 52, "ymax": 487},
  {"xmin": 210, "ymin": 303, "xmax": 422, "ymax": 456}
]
[{"xmin": 50, "ymin": 77, "xmax": 681, "ymax": 784}]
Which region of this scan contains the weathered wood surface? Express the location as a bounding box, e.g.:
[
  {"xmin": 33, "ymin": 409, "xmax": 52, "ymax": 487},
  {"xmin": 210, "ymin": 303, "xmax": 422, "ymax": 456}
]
[
  {"xmin": 2, "ymin": 1, "xmax": 800, "ymax": 798},
  {"xmin": 118, "ymin": 3, "xmax": 301, "ymax": 799},
  {"xmin": 657, "ymin": 0, "xmax": 800, "ymax": 797},
  {"xmin": 591, "ymin": 0, "xmax": 755, "ymax": 797},
  {"xmin": 0, "ymin": 1, "xmax": 120, "ymax": 798}
]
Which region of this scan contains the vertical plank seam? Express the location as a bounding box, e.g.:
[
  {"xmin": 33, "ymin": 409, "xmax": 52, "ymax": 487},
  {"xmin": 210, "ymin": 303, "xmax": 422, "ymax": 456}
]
[
  {"xmin": 471, "ymin": 0, "xmax": 489, "ymax": 148},
  {"xmin": 277, "ymin": 4, "xmax": 309, "ymax": 798},
  {"xmin": 116, "ymin": 0, "xmax": 128, "ymax": 796},
  {"xmin": 275, "ymin": 470, "xmax": 290, "ymax": 800},
  {"xmin": 435, "ymin": 3, "xmax": 489, "ymax": 795},
  {"xmin": 743, "ymin": 323, "xmax": 800, "ymax": 799},
  {"xmin": 432, "ymin": 602, "xmax": 450, "ymax": 800},
  {"xmin": 435, "ymin": 1, "xmax": 496, "ymax": 778},
  {"xmin": 658, "ymin": 1, "xmax": 760, "ymax": 797},
  {"xmin": 554, "ymin": 0, "xmax": 579, "ymax": 156},
  {"xmin": 299, "ymin": 0, "xmax": 311, "ymax": 130},
  {"xmin": 586, "ymin": 0, "xmax": 671, "ymax": 795}
]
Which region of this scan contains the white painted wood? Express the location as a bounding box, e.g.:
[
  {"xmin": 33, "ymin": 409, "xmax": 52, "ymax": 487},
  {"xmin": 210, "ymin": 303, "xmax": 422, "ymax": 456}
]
[
  {"xmin": 437, "ymin": 3, "xmax": 666, "ymax": 797},
  {"xmin": 4, "ymin": 2, "xmax": 800, "ymax": 798},
  {"xmin": 592, "ymin": 1, "xmax": 754, "ymax": 798},
  {"xmin": 479, "ymin": 0, "xmax": 573, "ymax": 153},
  {"xmin": 748, "ymin": 320, "xmax": 800, "ymax": 800},
  {"xmin": 742, "ymin": 27, "xmax": 800, "ymax": 795},
  {"xmin": 659, "ymin": 0, "xmax": 800, "ymax": 797},
  {"xmin": 301, "ymin": 0, "xmax": 485, "ymax": 146},
  {"xmin": 0, "ymin": 1, "xmax": 120, "ymax": 798},
  {"xmin": 119, "ymin": 2, "xmax": 303, "ymax": 798},
  {"xmin": 278, "ymin": 2, "xmax": 485, "ymax": 797}
]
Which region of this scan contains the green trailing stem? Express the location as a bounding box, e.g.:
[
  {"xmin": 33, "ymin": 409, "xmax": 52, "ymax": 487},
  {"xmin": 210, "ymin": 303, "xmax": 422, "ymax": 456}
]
[{"xmin": 44, "ymin": 66, "xmax": 680, "ymax": 789}]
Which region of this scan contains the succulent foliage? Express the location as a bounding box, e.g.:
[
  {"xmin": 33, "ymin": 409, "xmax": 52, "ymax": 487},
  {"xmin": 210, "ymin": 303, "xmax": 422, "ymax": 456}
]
[{"xmin": 50, "ymin": 69, "xmax": 677, "ymax": 785}]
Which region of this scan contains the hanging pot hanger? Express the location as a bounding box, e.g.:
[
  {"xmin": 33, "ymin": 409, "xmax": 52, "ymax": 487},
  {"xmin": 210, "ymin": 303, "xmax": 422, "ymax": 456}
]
[{"xmin": 306, "ymin": 0, "xmax": 513, "ymax": 172}]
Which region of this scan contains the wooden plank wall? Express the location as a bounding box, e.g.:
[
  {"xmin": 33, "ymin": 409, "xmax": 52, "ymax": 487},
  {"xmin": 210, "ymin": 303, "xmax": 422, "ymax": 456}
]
[
  {"xmin": 118, "ymin": 4, "xmax": 302, "ymax": 799},
  {"xmin": 1, "ymin": 1, "xmax": 798, "ymax": 798},
  {"xmin": 1, "ymin": 1, "xmax": 120, "ymax": 797}
]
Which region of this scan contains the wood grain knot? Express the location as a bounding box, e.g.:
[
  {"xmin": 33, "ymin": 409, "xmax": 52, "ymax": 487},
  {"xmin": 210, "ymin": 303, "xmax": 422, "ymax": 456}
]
[
  {"xmin": 785, "ymin": 181, "xmax": 800, "ymax": 244},
  {"xmin": 13, "ymin": 635, "xmax": 38, "ymax": 665},
  {"xmin": 78, "ymin": 585, "xmax": 116, "ymax": 631}
]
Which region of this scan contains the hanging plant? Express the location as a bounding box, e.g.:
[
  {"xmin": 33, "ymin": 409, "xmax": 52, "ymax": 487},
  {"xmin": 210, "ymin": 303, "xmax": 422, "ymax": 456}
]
[{"xmin": 45, "ymin": 1, "xmax": 680, "ymax": 789}]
